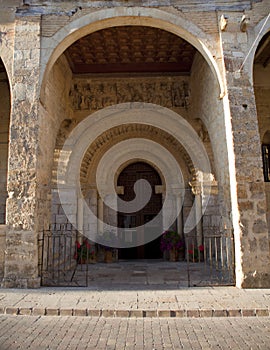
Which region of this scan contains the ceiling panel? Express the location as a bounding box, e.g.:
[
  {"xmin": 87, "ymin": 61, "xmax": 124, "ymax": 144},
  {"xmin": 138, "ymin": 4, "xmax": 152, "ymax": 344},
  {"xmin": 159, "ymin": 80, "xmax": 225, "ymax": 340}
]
[{"xmin": 64, "ymin": 26, "xmax": 197, "ymax": 74}]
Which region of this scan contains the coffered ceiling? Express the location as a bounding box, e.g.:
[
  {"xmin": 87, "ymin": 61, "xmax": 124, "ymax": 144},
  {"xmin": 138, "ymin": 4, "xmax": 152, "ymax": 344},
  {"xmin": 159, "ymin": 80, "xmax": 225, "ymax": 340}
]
[{"xmin": 64, "ymin": 26, "xmax": 197, "ymax": 75}]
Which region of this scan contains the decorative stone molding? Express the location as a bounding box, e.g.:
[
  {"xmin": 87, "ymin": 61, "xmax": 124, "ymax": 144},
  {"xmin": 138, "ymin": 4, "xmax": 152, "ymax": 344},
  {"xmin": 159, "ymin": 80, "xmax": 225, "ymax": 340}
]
[
  {"xmin": 240, "ymin": 15, "xmax": 249, "ymax": 33},
  {"xmin": 80, "ymin": 123, "xmax": 195, "ymax": 187},
  {"xmin": 219, "ymin": 15, "xmax": 228, "ymax": 31}
]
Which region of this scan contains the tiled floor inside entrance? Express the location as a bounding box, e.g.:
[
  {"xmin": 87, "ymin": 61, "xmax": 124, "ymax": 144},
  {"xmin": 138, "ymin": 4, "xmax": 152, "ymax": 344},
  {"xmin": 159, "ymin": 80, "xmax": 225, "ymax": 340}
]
[{"xmin": 71, "ymin": 260, "xmax": 233, "ymax": 289}]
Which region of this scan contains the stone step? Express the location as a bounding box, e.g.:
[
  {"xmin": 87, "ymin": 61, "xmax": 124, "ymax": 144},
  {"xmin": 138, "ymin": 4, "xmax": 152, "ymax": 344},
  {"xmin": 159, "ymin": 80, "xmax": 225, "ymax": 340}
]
[{"xmin": 1, "ymin": 306, "xmax": 269, "ymax": 318}]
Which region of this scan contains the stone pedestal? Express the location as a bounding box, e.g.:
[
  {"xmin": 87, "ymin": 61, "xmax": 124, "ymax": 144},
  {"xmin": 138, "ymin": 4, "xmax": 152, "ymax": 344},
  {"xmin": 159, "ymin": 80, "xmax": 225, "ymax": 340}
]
[{"xmin": 2, "ymin": 229, "xmax": 40, "ymax": 288}]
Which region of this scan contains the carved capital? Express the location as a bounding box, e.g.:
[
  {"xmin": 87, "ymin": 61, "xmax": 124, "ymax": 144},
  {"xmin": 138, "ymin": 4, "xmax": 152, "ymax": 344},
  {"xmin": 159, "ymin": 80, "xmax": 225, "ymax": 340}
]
[
  {"xmin": 189, "ymin": 181, "xmax": 202, "ymax": 195},
  {"xmin": 220, "ymin": 15, "xmax": 228, "ymax": 32}
]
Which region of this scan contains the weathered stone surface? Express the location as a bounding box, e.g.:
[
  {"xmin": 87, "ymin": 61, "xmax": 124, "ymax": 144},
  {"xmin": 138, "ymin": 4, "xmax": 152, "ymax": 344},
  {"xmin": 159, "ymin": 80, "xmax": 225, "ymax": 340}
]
[{"xmin": 0, "ymin": 0, "xmax": 269, "ymax": 290}]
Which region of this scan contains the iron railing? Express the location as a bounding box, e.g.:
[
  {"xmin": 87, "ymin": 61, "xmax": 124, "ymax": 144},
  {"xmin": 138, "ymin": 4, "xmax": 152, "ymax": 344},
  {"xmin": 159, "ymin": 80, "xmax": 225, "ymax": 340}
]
[
  {"xmin": 186, "ymin": 229, "xmax": 235, "ymax": 286},
  {"xmin": 39, "ymin": 225, "xmax": 92, "ymax": 286},
  {"xmin": 39, "ymin": 225, "xmax": 235, "ymax": 287}
]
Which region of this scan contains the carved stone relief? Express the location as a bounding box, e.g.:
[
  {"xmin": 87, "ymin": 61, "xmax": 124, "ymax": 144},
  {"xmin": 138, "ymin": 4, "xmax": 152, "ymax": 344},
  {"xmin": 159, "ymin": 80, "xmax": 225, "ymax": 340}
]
[{"xmin": 69, "ymin": 77, "xmax": 190, "ymax": 111}]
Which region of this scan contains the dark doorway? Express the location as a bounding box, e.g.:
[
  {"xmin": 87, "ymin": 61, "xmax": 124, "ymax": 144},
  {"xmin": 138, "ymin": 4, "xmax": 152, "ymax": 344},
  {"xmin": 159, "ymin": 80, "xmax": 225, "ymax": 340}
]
[{"xmin": 117, "ymin": 162, "xmax": 163, "ymax": 259}]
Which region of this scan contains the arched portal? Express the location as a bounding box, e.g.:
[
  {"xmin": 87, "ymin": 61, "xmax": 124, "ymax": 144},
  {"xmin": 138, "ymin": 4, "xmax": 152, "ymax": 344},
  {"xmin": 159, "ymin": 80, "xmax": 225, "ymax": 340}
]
[
  {"xmin": 253, "ymin": 30, "xmax": 270, "ymax": 235},
  {"xmin": 0, "ymin": 57, "xmax": 10, "ymax": 281},
  {"xmin": 39, "ymin": 14, "xmax": 234, "ymax": 287},
  {"xmin": 0, "ymin": 58, "xmax": 10, "ymax": 224},
  {"xmin": 117, "ymin": 161, "xmax": 163, "ymax": 260}
]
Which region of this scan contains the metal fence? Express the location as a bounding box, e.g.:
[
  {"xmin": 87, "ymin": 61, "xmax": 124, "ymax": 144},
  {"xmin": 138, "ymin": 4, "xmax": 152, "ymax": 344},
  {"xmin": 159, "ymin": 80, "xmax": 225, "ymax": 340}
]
[
  {"xmin": 39, "ymin": 225, "xmax": 91, "ymax": 286},
  {"xmin": 185, "ymin": 229, "xmax": 235, "ymax": 286},
  {"xmin": 39, "ymin": 226, "xmax": 235, "ymax": 287}
]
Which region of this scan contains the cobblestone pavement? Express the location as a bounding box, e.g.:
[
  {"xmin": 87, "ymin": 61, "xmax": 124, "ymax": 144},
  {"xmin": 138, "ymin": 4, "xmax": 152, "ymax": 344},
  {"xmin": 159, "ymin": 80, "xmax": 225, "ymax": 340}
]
[{"xmin": 0, "ymin": 315, "xmax": 269, "ymax": 349}]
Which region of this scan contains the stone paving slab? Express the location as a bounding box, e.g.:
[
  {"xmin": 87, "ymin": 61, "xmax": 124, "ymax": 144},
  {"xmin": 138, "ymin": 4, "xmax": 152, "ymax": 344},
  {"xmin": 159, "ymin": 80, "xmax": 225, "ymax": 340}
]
[
  {"xmin": 1, "ymin": 315, "xmax": 270, "ymax": 350},
  {"xmin": 0, "ymin": 286, "xmax": 269, "ymax": 318}
]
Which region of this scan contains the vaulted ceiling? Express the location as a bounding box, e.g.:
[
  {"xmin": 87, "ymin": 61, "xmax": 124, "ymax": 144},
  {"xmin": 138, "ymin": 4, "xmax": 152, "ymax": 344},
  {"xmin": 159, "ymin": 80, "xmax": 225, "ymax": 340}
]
[
  {"xmin": 255, "ymin": 31, "xmax": 270, "ymax": 67},
  {"xmin": 64, "ymin": 26, "xmax": 197, "ymax": 75}
]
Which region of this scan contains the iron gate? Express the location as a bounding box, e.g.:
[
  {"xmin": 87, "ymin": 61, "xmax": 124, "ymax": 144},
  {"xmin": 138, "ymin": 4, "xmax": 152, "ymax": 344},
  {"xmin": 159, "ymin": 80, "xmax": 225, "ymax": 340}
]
[
  {"xmin": 185, "ymin": 230, "xmax": 235, "ymax": 287},
  {"xmin": 39, "ymin": 226, "xmax": 235, "ymax": 287}
]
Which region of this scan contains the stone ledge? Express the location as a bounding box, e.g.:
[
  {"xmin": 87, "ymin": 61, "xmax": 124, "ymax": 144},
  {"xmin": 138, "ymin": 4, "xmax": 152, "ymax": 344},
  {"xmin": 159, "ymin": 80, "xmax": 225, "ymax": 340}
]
[
  {"xmin": 1, "ymin": 277, "xmax": 41, "ymax": 289},
  {"xmin": 0, "ymin": 307, "xmax": 269, "ymax": 318}
]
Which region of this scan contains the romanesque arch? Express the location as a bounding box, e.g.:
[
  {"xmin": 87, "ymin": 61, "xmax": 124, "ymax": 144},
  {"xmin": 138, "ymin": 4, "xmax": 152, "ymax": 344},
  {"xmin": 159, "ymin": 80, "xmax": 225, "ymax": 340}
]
[
  {"xmin": 253, "ymin": 27, "xmax": 270, "ymax": 235},
  {"xmin": 37, "ymin": 9, "xmax": 234, "ymax": 283},
  {"xmin": 0, "ymin": 58, "xmax": 10, "ymax": 224},
  {"xmin": 0, "ymin": 57, "xmax": 11, "ymax": 281},
  {"xmin": 39, "ymin": 7, "xmax": 225, "ymax": 101}
]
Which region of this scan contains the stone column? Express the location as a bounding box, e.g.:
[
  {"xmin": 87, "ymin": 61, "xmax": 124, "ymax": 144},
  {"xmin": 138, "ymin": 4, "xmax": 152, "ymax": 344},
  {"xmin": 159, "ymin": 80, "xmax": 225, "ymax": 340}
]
[
  {"xmin": 176, "ymin": 195, "xmax": 183, "ymax": 238},
  {"xmin": 97, "ymin": 195, "xmax": 104, "ymax": 234},
  {"xmin": 170, "ymin": 185, "xmax": 184, "ymax": 237},
  {"xmin": 190, "ymin": 181, "xmax": 203, "ymax": 246},
  {"xmin": 77, "ymin": 197, "xmax": 84, "ymax": 232},
  {"xmin": 219, "ymin": 14, "xmax": 270, "ymax": 287},
  {"xmin": 83, "ymin": 187, "xmax": 98, "ymax": 240},
  {"xmin": 2, "ymin": 15, "xmax": 42, "ymax": 288}
]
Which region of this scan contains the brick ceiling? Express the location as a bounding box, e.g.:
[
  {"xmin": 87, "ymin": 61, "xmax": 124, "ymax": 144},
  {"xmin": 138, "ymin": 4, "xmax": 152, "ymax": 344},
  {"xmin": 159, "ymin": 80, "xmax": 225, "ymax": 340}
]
[{"xmin": 64, "ymin": 26, "xmax": 197, "ymax": 74}]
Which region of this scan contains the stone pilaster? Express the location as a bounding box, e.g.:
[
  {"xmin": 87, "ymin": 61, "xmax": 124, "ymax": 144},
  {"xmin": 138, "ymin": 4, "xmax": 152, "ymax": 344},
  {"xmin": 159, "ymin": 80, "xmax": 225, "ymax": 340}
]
[
  {"xmin": 2, "ymin": 15, "xmax": 42, "ymax": 288},
  {"xmin": 189, "ymin": 181, "xmax": 203, "ymax": 246},
  {"xmin": 219, "ymin": 13, "xmax": 270, "ymax": 287}
]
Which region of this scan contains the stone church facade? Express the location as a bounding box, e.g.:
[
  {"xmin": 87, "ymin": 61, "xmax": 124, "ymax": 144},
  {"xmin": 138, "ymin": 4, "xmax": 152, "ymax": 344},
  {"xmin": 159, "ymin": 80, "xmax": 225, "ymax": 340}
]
[{"xmin": 0, "ymin": 0, "xmax": 270, "ymax": 288}]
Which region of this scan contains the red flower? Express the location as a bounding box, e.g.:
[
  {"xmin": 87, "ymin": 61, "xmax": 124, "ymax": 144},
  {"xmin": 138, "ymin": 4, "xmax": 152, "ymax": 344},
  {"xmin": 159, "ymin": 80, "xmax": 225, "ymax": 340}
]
[
  {"xmin": 188, "ymin": 250, "xmax": 193, "ymax": 255},
  {"xmin": 84, "ymin": 240, "xmax": 91, "ymax": 250},
  {"xmin": 199, "ymin": 245, "xmax": 204, "ymax": 252},
  {"xmin": 76, "ymin": 241, "xmax": 81, "ymax": 249}
]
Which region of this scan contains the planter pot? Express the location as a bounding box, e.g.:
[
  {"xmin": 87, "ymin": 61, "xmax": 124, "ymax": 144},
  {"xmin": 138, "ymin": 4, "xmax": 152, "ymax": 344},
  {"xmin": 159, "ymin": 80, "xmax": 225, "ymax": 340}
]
[
  {"xmin": 89, "ymin": 255, "xmax": 97, "ymax": 264},
  {"xmin": 104, "ymin": 250, "xmax": 113, "ymax": 263},
  {"xmin": 178, "ymin": 249, "xmax": 185, "ymax": 261},
  {"xmin": 169, "ymin": 249, "xmax": 178, "ymax": 262}
]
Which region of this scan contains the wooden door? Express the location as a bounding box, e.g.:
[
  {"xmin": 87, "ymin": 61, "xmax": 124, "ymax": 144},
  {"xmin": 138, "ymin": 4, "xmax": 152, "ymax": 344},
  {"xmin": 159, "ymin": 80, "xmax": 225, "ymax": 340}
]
[{"xmin": 117, "ymin": 162, "xmax": 162, "ymax": 259}]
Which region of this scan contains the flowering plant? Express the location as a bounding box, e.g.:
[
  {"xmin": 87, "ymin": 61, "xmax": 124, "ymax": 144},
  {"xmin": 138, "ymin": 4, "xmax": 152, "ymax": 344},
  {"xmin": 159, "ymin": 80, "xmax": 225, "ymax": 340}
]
[
  {"xmin": 99, "ymin": 229, "xmax": 117, "ymax": 251},
  {"xmin": 74, "ymin": 239, "xmax": 93, "ymax": 262},
  {"xmin": 160, "ymin": 230, "xmax": 184, "ymax": 252},
  {"xmin": 188, "ymin": 245, "xmax": 204, "ymax": 262}
]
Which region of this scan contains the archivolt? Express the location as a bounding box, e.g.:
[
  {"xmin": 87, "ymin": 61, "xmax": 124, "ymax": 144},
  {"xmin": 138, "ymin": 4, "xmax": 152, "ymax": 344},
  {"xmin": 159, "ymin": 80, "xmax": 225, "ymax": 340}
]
[{"xmin": 80, "ymin": 123, "xmax": 195, "ymax": 190}]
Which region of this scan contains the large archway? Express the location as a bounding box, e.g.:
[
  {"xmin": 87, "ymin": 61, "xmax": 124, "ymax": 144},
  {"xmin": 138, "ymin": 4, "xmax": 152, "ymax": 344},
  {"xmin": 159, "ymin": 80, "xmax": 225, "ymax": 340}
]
[
  {"xmin": 0, "ymin": 58, "xmax": 10, "ymax": 225},
  {"xmin": 0, "ymin": 58, "xmax": 11, "ymax": 281},
  {"xmin": 40, "ymin": 7, "xmax": 224, "ymax": 100},
  {"xmin": 253, "ymin": 29, "xmax": 270, "ymax": 236},
  {"xmin": 38, "ymin": 13, "xmax": 235, "ymax": 286}
]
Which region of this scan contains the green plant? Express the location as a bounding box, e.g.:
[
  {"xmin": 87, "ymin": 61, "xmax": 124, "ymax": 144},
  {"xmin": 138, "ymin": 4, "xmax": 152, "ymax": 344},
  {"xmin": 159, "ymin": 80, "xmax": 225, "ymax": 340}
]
[{"xmin": 160, "ymin": 230, "xmax": 184, "ymax": 252}]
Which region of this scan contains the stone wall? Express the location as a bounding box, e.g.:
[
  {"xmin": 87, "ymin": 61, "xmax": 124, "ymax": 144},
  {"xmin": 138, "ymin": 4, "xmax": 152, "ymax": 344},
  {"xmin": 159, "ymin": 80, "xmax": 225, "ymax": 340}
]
[
  {"xmin": 0, "ymin": 0, "xmax": 269, "ymax": 287},
  {"xmin": 2, "ymin": 15, "xmax": 42, "ymax": 288},
  {"xmin": 190, "ymin": 53, "xmax": 226, "ymax": 225},
  {"xmin": 220, "ymin": 10, "xmax": 270, "ymax": 287},
  {"xmin": 0, "ymin": 225, "xmax": 6, "ymax": 279},
  {"xmin": 38, "ymin": 54, "xmax": 73, "ymax": 230}
]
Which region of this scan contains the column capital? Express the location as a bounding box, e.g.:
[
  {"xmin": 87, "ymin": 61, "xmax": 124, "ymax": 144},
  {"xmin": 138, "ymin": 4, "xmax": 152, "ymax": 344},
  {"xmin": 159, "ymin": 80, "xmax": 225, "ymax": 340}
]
[{"xmin": 189, "ymin": 181, "xmax": 202, "ymax": 195}]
